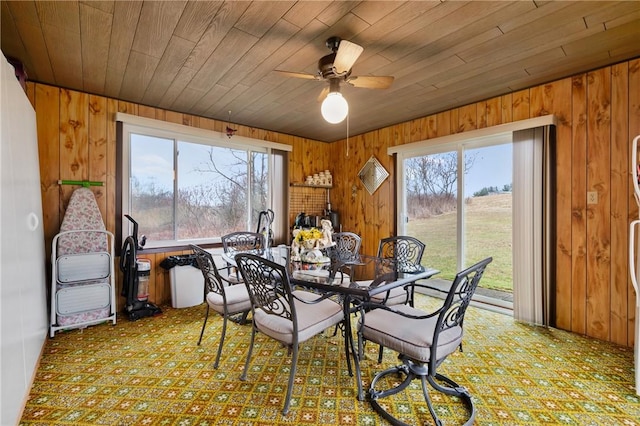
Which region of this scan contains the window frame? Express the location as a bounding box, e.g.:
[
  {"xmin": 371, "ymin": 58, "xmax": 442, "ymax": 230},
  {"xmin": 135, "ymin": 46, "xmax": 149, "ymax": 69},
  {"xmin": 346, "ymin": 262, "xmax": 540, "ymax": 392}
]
[
  {"xmin": 396, "ymin": 133, "xmax": 512, "ymax": 269},
  {"xmin": 389, "ymin": 115, "xmax": 556, "ymax": 240},
  {"xmin": 389, "ymin": 115, "xmax": 556, "ymax": 314},
  {"xmin": 116, "ymin": 113, "xmax": 292, "ymax": 250}
]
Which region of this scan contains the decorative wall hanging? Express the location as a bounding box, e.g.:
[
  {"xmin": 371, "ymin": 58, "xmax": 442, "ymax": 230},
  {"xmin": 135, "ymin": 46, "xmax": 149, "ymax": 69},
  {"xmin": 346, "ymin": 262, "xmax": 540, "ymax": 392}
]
[
  {"xmin": 359, "ymin": 155, "xmax": 389, "ymax": 195},
  {"xmin": 225, "ymin": 110, "xmax": 237, "ymax": 138}
]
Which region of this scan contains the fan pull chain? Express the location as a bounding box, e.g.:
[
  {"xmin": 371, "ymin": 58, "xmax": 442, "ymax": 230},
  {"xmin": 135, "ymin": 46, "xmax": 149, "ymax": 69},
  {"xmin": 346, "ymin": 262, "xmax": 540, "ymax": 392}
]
[{"xmin": 346, "ymin": 113, "xmax": 350, "ymax": 158}]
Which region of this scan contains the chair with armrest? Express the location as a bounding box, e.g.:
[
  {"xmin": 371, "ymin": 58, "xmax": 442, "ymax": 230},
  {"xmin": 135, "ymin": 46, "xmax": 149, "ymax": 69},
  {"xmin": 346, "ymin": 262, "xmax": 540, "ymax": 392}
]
[
  {"xmin": 327, "ymin": 231, "xmax": 362, "ymax": 299},
  {"xmin": 357, "ymin": 257, "xmax": 492, "ymax": 426},
  {"xmin": 374, "ymin": 235, "xmax": 426, "ymax": 306},
  {"xmin": 328, "ymin": 231, "xmax": 362, "ymax": 263},
  {"xmin": 222, "ymin": 231, "xmax": 265, "ymax": 253},
  {"xmin": 221, "ymin": 231, "xmax": 265, "ymax": 282},
  {"xmin": 190, "ymin": 244, "xmax": 252, "ymax": 369},
  {"xmin": 352, "ymin": 236, "xmax": 426, "ymax": 360},
  {"xmin": 235, "ymin": 253, "xmax": 345, "ymax": 416}
]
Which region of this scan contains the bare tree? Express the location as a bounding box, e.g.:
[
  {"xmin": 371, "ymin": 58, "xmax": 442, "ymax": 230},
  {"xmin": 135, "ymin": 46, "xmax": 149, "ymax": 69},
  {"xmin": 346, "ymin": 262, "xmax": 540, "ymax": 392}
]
[
  {"xmin": 406, "ymin": 152, "xmax": 476, "ymax": 198},
  {"xmin": 405, "ymin": 152, "xmax": 477, "ymax": 217},
  {"xmin": 198, "ymin": 148, "xmax": 248, "ymax": 193},
  {"xmin": 191, "ymin": 147, "xmax": 268, "ymax": 230}
]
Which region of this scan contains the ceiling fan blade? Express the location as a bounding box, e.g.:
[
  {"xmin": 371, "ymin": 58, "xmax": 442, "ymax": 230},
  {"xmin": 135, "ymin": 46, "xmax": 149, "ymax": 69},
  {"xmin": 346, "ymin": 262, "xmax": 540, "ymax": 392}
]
[
  {"xmin": 333, "ymin": 40, "xmax": 364, "ymax": 75},
  {"xmin": 275, "ymin": 70, "xmax": 319, "ymax": 80},
  {"xmin": 347, "ymin": 75, "xmax": 394, "ymax": 89},
  {"xmin": 317, "ymin": 87, "xmax": 329, "ymax": 103}
]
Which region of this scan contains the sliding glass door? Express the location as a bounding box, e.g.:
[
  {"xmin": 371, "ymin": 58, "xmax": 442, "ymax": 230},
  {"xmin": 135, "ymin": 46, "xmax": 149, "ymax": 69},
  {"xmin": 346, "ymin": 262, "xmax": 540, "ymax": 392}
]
[
  {"xmin": 405, "ymin": 150, "xmax": 459, "ymax": 282},
  {"xmin": 463, "ymin": 144, "xmax": 513, "ymax": 296},
  {"xmin": 400, "ymin": 134, "xmax": 513, "ymax": 301}
]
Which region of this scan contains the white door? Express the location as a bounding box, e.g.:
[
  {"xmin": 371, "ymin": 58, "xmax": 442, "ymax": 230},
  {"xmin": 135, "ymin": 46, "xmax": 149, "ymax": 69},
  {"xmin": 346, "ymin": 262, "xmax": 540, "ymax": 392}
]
[{"xmin": 0, "ymin": 55, "xmax": 48, "ymax": 425}]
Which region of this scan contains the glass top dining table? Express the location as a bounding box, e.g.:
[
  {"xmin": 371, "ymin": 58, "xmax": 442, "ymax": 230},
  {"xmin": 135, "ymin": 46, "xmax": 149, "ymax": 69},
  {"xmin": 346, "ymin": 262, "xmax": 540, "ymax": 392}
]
[
  {"xmin": 221, "ymin": 246, "xmax": 440, "ymax": 400},
  {"xmin": 222, "ymin": 247, "xmax": 439, "ymax": 299}
]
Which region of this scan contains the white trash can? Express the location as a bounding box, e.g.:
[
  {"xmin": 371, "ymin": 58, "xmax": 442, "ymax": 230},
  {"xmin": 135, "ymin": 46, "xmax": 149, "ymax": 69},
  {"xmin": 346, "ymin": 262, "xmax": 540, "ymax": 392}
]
[{"xmin": 169, "ymin": 263, "xmax": 204, "ymax": 309}]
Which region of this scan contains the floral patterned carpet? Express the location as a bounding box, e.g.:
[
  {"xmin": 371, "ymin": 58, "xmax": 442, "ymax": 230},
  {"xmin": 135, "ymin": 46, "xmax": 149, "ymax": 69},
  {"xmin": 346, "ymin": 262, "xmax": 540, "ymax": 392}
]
[{"xmin": 21, "ymin": 295, "xmax": 640, "ymax": 425}]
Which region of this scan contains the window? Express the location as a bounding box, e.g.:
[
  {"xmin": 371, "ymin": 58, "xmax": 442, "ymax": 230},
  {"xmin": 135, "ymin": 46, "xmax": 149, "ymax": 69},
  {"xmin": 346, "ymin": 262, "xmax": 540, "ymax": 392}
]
[{"xmin": 117, "ymin": 114, "xmax": 291, "ymax": 249}]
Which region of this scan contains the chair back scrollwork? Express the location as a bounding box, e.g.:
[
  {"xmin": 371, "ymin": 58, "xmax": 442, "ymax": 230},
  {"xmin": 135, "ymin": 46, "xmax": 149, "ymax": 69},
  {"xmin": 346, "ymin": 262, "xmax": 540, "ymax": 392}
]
[
  {"xmin": 191, "ymin": 244, "xmax": 225, "ymax": 298},
  {"xmin": 433, "ymin": 257, "xmax": 492, "ymax": 363},
  {"xmin": 330, "ymin": 232, "xmax": 362, "ymax": 263},
  {"xmin": 222, "ymin": 231, "xmax": 265, "ymax": 254},
  {"xmin": 377, "ymin": 236, "xmax": 425, "ymax": 273},
  {"xmin": 235, "ymin": 253, "xmax": 293, "ymax": 322}
]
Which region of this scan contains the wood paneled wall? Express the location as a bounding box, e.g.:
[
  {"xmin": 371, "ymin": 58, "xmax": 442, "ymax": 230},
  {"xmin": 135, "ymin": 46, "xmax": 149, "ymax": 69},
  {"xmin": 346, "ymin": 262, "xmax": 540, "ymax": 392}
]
[
  {"xmin": 329, "ymin": 59, "xmax": 640, "ymax": 348},
  {"xmin": 25, "ymin": 83, "xmax": 329, "ymax": 310},
  {"xmin": 27, "ymin": 58, "xmax": 639, "ymax": 348}
]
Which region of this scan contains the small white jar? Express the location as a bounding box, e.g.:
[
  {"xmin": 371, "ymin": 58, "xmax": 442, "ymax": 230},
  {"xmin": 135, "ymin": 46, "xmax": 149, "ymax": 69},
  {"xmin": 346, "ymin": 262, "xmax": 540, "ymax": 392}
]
[{"xmin": 318, "ymin": 171, "xmax": 326, "ymax": 185}]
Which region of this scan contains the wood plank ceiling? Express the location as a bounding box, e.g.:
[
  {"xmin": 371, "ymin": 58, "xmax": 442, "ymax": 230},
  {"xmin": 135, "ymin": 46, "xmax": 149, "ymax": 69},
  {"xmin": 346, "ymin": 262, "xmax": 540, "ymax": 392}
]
[{"xmin": 2, "ymin": 0, "xmax": 639, "ymax": 142}]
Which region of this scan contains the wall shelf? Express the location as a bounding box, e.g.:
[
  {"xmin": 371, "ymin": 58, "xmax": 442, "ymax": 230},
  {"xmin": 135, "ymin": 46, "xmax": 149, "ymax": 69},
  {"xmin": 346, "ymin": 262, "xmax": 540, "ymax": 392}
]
[{"xmin": 291, "ymin": 183, "xmax": 332, "ymax": 189}]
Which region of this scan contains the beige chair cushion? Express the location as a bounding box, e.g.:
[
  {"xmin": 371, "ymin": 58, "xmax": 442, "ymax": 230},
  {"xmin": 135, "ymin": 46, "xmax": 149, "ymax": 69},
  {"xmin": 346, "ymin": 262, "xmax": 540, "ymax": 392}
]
[
  {"xmin": 206, "ymin": 284, "xmax": 252, "ymax": 315},
  {"xmin": 254, "ymin": 290, "xmax": 344, "ymax": 345},
  {"xmin": 360, "ymin": 304, "xmax": 463, "ymax": 363}
]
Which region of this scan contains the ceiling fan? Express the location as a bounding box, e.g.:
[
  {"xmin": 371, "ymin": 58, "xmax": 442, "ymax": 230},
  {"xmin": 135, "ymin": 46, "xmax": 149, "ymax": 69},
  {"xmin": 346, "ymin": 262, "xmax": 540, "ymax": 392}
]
[{"xmin": 276, "ymin": 36, "xmax": 394, "ymax": 123}]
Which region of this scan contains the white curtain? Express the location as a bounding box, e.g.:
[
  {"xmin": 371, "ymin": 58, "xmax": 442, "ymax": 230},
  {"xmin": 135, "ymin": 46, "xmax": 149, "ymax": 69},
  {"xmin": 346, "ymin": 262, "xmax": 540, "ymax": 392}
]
[
  {"xmin": 271, "ymin": 149, "xmax": 289, "ymax": 245},
  {"xmin": 512, "ymin": 126, "xmax": 554, "ymax": 325}
]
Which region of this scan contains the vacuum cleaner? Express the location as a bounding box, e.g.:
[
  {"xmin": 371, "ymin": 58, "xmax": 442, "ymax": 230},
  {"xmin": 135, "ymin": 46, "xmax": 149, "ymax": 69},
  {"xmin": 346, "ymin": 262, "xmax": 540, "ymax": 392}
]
[
  {"xmin": 120, "ymin": 215, "xmax": 162, "ymax": 321},
  {"xmin": 256, "ymin": 209, "xmax": 274, "ymax": 248}
]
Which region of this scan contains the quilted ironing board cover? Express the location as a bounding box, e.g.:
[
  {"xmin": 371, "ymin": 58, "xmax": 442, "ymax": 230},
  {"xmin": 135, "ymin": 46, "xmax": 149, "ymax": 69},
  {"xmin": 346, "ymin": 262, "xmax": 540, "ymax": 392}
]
[
  {"xmin": 57, "ymin": 187, "xmax": 107, "ymax": 255},
  {"xmin": 55, "ymin": 187, "xmax": 110, "ymax": 325}
]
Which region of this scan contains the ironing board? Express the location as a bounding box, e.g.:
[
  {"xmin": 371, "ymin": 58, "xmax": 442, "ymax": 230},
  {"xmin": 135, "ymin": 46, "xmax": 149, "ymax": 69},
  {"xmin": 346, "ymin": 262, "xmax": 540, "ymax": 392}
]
[{"xmin": 50, "ymin": 187, "xmax": 116, "ymax": 337}]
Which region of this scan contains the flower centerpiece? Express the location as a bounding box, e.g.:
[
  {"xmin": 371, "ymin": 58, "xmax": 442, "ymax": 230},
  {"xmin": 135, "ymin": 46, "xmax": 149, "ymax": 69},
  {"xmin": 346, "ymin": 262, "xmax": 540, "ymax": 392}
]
[{"xmin": 291, "ymin": 219, "xmax": 334, "ymax": 263}]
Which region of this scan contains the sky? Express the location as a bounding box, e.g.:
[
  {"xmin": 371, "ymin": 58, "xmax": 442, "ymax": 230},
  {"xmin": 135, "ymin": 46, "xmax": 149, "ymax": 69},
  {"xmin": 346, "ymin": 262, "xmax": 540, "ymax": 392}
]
[
  {"xmin": 131, "ymin": 133, "xmax": 514, "ymax": 198},
  {"xmin": 464, "ymin": 143, "xmax": 513, "ymax": 195},
  {"xmin": 130, "ymin": 134, "xmax": 244, "ymax": 190}
]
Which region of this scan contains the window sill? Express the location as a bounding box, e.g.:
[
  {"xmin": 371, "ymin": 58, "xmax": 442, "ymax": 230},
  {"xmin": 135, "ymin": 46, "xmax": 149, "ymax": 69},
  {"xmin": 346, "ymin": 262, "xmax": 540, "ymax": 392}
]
[{"xmin": 133, "ymin": 242, "xmax": 222, "ymax": 255}]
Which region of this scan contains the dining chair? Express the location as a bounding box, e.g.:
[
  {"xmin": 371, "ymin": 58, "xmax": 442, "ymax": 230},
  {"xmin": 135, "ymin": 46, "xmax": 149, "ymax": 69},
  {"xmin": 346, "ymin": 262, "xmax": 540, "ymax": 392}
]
[
  {"xmin": 328, "ymin": 231, "xmax": 362, "ymax": 263},
  {"xmin": 190, "ymin": 244, "xmax": 252, "ymax": 369},
  {"xmin": 327, "ymin": 231, "xmax": 362, "ymax": 296},
  {"xmin": 374, "ymin": 235, "xmax": 426, "ymax": 306},
  {"xmin": 347, "ymin": 236, "xmax": 427, "ymax": 362},
  {"xmin": 324, "ymin": 231, "xmax": 361, "ymax": 339},
  {"xmin": 235, "ymin": 253, "xmax": 345, "ymax": 416},
  {"xmin": 348, "ymin": 236, "xmax": 425, "ymax": 310},
  {"xmin": 221, "ymin": 231, "xmax": 265, "ymax": 283},
  {"xmin": 222, "ymin": 231, "xmax": 265, "ymax": 253},
  {"xmin": 357, "ymin": 257, "xmax": 492, "ymax": 426}
]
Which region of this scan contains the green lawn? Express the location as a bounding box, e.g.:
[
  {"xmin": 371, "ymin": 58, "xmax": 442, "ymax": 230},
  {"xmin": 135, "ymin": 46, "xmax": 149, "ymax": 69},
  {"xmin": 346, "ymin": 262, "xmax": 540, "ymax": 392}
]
[{"xmin": 407, "ymin": 193, "xmax": 513, "ymax": 292}]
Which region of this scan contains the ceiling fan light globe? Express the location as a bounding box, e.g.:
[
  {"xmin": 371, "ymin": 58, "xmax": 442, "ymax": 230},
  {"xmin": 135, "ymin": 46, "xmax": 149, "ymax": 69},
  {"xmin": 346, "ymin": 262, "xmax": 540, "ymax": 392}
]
[{"xmin": 321, "ymin": 92, "xmax": 348, "ymax": 124}]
